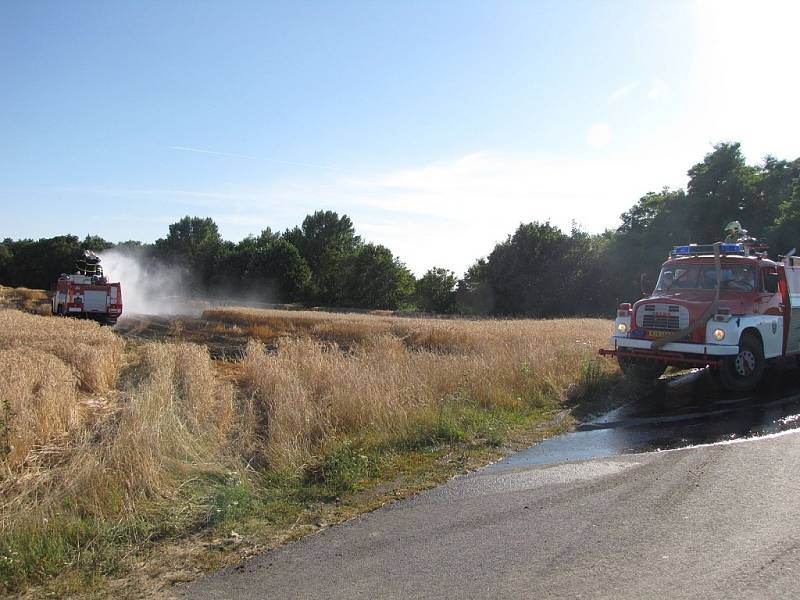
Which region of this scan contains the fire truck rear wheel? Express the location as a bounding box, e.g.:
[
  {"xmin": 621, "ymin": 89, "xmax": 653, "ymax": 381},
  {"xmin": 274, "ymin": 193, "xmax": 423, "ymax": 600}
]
[
  {"xmin": 618, "ymin": 356, "xmax": 667, "ymax": 382},
  {"xmin": 717, "ymin": 332, "xmax": 765, "ymax": 392}
]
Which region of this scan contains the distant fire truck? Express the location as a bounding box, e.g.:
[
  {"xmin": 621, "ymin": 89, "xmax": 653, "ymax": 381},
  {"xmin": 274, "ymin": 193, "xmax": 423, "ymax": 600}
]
[
  {"xmin": 52, "ymin": 251, "xmax": 123, "ymax": 325},
  {"xmin": 600, "ymin": 224, "xmax": 800, "ymax": 391}
]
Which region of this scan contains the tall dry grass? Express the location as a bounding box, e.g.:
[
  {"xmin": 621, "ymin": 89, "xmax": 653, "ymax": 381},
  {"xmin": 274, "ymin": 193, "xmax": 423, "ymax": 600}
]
[
  {"xmin": 225, "ymin": 308, "xmax": 611, "ymax": 468},
  {"xmin": 2, "ymin": 307, "xmax": 610, "ymax": 516},
  {"xmin": 0, "ymin": 309, "xmax": 235, "ymax": 548},
  {"xmin": 0, "ymin": 286, "xmax": 51, "ymax": 315},
  {"xmin": 93, "ymin": 342, "xmax": 236, "ymax": 505},
  {"xmin": 1, "ymin": 305, "xmax": 613, "ymax": 593},
  {"xmin": 1, "ymin": 324, "xmax": 239, "ymax": 593},
  {"xmin": 204, "ymin": 306, "xmax": 595, "ymax": 353},
  {"xmin": 0, "ymin": 349, "xmax": 78, "ymax": 469},
  {"xmin": 0, "ymin": 309, "xmax": 122, "ymax": 393}
]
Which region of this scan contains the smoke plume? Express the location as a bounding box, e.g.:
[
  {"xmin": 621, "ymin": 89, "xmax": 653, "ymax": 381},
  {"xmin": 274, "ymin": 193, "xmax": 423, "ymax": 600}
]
[{"xmin": 99, "ymin": 249, "xmax": 195, "ymax": 316}]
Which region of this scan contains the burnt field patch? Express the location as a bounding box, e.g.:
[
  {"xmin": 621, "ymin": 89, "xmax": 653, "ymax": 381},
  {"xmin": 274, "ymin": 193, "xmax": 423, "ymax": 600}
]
[{"xmin": 114, "ymin": 314, "xmax": 257, "ymax": 360}]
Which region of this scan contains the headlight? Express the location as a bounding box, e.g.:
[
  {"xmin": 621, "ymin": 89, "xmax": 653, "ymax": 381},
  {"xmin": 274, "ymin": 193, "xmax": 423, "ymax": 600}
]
[
  {"xmin": 617, "ymin": 322, "xmax": 628, "ymax": 334},
  {"xmin": 713, "ymin": 328, "xmax": 726, "ymax": 341}
]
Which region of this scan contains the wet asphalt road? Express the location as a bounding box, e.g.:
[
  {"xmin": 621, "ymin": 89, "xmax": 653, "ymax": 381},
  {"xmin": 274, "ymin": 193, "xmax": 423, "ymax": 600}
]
[{"xmin": 178, "ymin": 370, "xmax": 800, "ymax": 599}]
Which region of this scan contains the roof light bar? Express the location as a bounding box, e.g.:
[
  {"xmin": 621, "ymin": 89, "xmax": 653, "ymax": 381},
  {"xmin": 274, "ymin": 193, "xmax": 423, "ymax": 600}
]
[
  {"xmin": 720, "ymin": 243, "xmax": 744, "ymax": 253},
  {"xmin": 671, "ymin": 243, "xmax": 745, "ymax": 257}
]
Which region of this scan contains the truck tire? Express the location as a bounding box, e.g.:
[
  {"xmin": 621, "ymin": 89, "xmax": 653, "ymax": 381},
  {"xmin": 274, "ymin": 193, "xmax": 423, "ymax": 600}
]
[
  {"xmin": 716, "ymin": 332, "xmax": 765, "ymax": 392},
  {"xmin": 618, "ymin": 356, "xmax": 667, "ymax": 383}
]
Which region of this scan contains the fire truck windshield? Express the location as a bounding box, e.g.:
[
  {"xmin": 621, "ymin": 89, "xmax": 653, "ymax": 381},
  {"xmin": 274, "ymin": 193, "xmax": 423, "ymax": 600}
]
[{"xmin": 655, "ymin": 264, "xmax": 756, "ymax": 292}]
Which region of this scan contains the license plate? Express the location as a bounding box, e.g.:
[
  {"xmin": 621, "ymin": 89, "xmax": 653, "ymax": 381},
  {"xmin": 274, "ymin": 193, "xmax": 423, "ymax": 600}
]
[{"xmin": 646, "ymin": 330, "xmax": 672, "ymax": 338}]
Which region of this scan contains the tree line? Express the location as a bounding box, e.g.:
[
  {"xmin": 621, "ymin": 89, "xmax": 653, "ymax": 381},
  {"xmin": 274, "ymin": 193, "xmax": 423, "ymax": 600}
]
[{"xmin": 2, "ymin": 143, "xmax": 799, "ymax": 316}]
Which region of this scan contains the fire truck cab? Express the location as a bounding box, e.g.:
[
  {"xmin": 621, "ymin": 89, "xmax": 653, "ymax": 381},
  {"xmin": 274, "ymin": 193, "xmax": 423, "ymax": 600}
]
[
  {"xmin": 52, "ymin": 251, "xmax": 123, "ymax": 325},
  {"xmin": 600, "ymin": 242, "xmax": 800, "ymax": 391}
]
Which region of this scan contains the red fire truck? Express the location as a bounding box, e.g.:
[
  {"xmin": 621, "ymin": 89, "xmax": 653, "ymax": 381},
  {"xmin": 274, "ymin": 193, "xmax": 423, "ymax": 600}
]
[
  {"xmin": 52, "ymin": 251, "xmax": 123, "ymax": 325},
  {"xmin": 600, "ymin": 238, "xmax": 800, "ymax": 391}
]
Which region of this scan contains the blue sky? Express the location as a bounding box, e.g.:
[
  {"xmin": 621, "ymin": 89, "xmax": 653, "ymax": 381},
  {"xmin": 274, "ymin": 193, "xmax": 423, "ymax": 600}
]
[{"xmin": 2, "ymin": 1, "xmax": 799, "ymax": 275}]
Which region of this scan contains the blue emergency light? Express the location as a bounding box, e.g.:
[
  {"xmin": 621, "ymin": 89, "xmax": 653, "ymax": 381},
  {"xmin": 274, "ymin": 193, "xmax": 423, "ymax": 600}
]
[
  {"xmin": 671, "ymin": 243, "xmax": 744, "ymax": 257},
  {"xmin": 720, "ymin": 243, "xmax": 745, "ymax": 253}
]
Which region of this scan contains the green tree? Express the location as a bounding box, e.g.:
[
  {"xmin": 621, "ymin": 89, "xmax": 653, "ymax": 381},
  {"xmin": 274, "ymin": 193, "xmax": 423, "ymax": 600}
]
[
  {"xmin": 117, "ymin": 240, "xmax": 142, "ymax": 248},
  {"xmin": 749, "ymin": 156, "xmax": 798, "ymax": 235},
  {"xmin": 155, "ymin": 216, "xmax": 224, "ymax": 290},
  {"xmin": 207, "ymin": 240, "xmax": 240, "ymax": 291},
  {"xmin": 245, "ymin": 239, "xmax": 311, "ymax": 302},
  {"xmin": 416, "ymin": 267, "xmax": 457, "ymax": 313},
  {"xmin": 81, "ymin": 235, "xmax": 114, "ymax": 252},
  {"xmin": 485, "ymin": 222, "xmax": 572, "ymax": 316},
  {"xmin": 607, "ymin": 188, "xmax": 689, "ymax": 302},
  {"xmin": 0, "ymin": 242, "xmax": 12, "ymax": 284},
  {"xmin": 285, "ymin": 211, "xmax": 361, "ymax": 305},
  {"xmin": 340, "ymin": 244, "xmax": 414, "ymax": 309},
  {"xmin": 455, "ymin": 258, "xmax": 493, "ymax": 314},
  {"xmin": 256, "ymin": 227, "xmax": 280, "ymax": 247},
  {"xmin": 768, "ymin": 179, "xmax": 800, "ymax": 256},
  {"xmin": 760, "ymin": 158, "xmax": 800, "ymax": 255},
  {"xmin": 0, "ymin": 235, "xmax": 83, "ymax": 289},
  {"xmin": 210, "ymin": 228, "xmax": 284, "ymax": 292},
  {"xmin": 562, "ymin": 228, "xmax": 614, "ymax": 315},
  {"xmin": 685, "ymin": 143, "xmax": 760, "ymax": 243}
]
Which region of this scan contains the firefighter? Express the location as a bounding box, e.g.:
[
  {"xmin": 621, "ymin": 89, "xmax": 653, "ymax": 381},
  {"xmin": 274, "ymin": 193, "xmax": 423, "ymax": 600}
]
[{"xmin": 724, "ymin": 221, "xmax": 745, "ymax": 243}]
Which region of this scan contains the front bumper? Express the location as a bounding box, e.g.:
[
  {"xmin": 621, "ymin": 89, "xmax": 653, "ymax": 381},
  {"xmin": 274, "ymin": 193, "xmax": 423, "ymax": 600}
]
[
  {"xmin": 598, "ymin": 336, "xmax": 739, "ymax": 367},
  {"xmin": 609, "ymin": 336, "xmax": 738, "ymax": 356}
]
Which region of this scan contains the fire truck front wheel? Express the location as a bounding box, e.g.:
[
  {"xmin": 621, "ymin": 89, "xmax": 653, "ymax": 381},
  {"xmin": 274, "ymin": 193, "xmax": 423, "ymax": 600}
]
[
  {"xmin": 717, "ymin": 332, "xmax": 765, "ymax": 392},
  {"xmin": 618, "ymin": 356, "xmax": 667, "ymax": 382}
]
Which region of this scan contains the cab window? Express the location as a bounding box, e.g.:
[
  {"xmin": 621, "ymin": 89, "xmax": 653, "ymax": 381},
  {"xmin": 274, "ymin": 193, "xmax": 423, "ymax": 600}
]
[{"xmin": 762, "ymin": 267, "xmax": 779, "ymax": 293}]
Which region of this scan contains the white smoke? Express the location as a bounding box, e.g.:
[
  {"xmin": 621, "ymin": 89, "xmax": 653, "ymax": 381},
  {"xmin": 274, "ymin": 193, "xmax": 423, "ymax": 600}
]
[{"xmin": 99, "ymin": 249, "xmax": 197, "ymax": 316}]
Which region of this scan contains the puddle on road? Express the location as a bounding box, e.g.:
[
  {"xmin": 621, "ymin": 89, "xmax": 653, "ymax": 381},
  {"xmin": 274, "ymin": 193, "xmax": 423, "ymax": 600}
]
[{"xmin": 490, "ymin": 369, "xmax": 800, "ymax": 471}]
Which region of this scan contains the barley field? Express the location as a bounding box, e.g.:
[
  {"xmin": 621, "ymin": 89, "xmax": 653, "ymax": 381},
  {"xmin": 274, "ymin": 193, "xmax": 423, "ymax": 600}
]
[
  {"xmin": 0, "ymin": 285, "xmax": 51, "ymax": 315},
  {"xmin": 206, "ymin": 308, "xmax": 612, "ymax": 467},
  {"xmin": 0, "ymin": 303, "xmax": 615, "ymax": 596}
]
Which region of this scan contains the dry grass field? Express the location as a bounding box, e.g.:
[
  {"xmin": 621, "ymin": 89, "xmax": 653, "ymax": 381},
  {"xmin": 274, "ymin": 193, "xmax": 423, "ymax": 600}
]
[
  {"xmin": 0, "ymin": 302, "xmax": 617, "ymax": 596},
  {"xmin": 0, "ymin": 285, "xmax": 51, "ymax": 315},
  {"xmin": 206, "ymin": 308, "xmax": 612, "ymax": 468}
]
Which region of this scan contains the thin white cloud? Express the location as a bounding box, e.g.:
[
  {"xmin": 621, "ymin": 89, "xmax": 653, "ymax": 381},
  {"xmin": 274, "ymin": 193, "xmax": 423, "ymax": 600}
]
[
  {"xmin": 585, "ymin": 123, "xmax": 612, "ymax": 149},
  {"xmin": 169, "ymin": 145, "xmax": 341, "ymax": 171},
  {"xmin": 608, "ymin": 81, "xmax": 638, "ymax": 103},
  {"xmin": 55, "ymin": 150, "xmax": 689, "ymax": 276},
  {"xmin": 647, "ymin": 78, "xmax": 670, "ymax": 100},
  {"xmin": 329, "ymin": 151, "xmax": 688, "ymax": 274},
  {"xmin": 53, "ymin": 184, "xmax": 266, "ymax": 205}
]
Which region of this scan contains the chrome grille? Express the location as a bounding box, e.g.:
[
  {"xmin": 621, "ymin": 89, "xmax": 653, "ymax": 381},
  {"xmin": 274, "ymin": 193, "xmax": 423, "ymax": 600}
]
[
  {"xmin": 642, "ymin": 313, "xmax": 680, "ymax": 330},
  {"xmin": 636, "ymin": 303, "xmax": 689, "ymax": 331}
]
